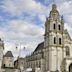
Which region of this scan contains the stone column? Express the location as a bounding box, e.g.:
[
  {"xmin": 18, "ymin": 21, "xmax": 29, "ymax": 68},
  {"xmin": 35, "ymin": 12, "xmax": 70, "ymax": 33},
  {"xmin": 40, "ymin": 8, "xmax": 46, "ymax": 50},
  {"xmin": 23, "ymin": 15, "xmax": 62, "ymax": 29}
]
[{"xmin": 41, "ymin": 58, "xmax": 45, "ymax": 72}]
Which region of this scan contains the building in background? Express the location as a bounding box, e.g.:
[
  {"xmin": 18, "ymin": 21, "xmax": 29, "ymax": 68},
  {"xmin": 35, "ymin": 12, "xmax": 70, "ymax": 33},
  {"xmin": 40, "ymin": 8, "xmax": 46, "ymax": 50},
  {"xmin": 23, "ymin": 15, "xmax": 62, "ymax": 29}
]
[
  {"xmin": 2, "ymin": 51, "xmax": 14, "ymax": 68},
  {"xmin": 2, "ymin": 51, "xmax": 20, "ymax": 72},
  {"xmin": 14, "ymin": 57, "xmax": 26, "ymax": 72}
]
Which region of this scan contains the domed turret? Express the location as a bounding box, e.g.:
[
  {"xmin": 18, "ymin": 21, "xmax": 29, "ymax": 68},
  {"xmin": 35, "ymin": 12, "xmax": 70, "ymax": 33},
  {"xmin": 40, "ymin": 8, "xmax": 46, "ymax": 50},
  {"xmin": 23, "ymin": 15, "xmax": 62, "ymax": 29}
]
[
  {"xmin": 52, "ymin": 4, "xmax": 57, "ymax": 10},
  {"xmin": 49, "ymin": 4, "xmax": 60, "ymax": 21}
]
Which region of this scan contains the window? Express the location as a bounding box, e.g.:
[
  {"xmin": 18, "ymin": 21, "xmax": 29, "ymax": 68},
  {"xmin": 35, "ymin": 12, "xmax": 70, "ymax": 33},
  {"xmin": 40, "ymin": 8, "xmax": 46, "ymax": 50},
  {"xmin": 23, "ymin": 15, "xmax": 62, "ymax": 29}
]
[
  {"xmin": 53, "ymin": 24, "xmax": 56, "ymax": 29},
  {"xmin": 66, "ymin": 47, "xmax": 70, "ymax": 56},
  {"xmin": 59, "ymin": 38, "xmax": 61, "ymax": 44},
  {"xmin": 58, "ymin": 25, "xmax": 61, "ymax": 30},
  {"xmin": 54, "ymin": 37, "xmax": 56, "ymax": 44}
]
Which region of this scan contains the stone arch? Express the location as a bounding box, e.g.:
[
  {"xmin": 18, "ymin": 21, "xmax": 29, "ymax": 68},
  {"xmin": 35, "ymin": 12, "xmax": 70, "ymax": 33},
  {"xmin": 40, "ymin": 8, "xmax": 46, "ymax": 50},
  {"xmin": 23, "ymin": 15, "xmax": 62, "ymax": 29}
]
[{"xmin": 69, "ymin": 63, "xmax": 72, "ymax": 72}]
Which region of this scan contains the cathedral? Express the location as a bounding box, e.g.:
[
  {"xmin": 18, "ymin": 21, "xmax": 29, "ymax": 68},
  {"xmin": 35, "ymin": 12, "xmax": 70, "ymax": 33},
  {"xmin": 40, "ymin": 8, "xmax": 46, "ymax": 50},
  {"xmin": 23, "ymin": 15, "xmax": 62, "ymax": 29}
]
[{"xmin": 17, "ymin": 4, "xmax": 72, "ymax": 72}]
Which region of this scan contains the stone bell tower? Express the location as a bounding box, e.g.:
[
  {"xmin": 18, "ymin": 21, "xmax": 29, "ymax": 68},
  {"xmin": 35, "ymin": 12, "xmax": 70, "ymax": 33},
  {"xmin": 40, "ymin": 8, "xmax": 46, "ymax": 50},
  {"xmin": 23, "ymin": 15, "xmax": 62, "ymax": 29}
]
[{"xmin": 44, "ymin": 4, "xmax": 64, "ymax": 72}]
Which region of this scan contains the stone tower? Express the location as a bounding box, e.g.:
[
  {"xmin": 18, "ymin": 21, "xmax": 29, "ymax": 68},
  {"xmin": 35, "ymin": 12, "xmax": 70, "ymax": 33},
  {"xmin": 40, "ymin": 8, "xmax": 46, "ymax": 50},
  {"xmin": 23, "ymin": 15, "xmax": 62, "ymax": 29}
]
[
  {"xmin": 0, "ymin": 38, "xmax": 4, "ymax": 71},
  {"xmin": 44, "ymin": 4, "xmax": 64, "ymax": 72}
]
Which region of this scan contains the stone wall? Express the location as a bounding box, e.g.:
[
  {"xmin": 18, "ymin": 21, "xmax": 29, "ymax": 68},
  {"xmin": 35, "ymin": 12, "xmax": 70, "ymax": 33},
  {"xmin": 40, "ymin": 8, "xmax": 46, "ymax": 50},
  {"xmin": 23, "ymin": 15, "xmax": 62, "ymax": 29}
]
[{"xmin": 1, "ymin": 69, "xmax": 20, "ymax": 72}]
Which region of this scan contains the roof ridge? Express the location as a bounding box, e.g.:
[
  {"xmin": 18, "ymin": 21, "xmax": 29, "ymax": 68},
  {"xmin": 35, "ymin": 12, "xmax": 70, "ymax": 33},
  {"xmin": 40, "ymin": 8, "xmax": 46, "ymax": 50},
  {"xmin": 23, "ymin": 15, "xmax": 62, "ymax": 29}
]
[{"xmin": 4, "ymin": 51, "xmax": 13, "ymax": 57}]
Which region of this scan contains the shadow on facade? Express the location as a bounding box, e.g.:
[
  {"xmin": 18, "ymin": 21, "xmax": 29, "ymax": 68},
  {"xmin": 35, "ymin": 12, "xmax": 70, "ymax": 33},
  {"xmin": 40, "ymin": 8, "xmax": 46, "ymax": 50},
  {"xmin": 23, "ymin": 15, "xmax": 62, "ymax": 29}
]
[{"xmin": 69, "ymin": 63, "xmax": 72, "ymax": 72}]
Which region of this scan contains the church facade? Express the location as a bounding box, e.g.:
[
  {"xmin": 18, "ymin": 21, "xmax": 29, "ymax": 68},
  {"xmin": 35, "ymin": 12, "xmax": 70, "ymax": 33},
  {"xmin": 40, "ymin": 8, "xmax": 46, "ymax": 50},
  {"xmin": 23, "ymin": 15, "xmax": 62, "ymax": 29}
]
[{"xmin": 19, "ymin": 4, "xmax": 72, "ymax": 72}]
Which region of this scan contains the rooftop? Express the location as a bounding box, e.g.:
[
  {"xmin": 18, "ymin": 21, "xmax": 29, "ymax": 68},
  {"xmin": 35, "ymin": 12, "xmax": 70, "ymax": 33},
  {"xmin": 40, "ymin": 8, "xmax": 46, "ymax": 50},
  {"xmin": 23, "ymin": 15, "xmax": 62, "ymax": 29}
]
[{"xmin": 4, "ymin": 51, "xmax": 13, "ymax": 57}]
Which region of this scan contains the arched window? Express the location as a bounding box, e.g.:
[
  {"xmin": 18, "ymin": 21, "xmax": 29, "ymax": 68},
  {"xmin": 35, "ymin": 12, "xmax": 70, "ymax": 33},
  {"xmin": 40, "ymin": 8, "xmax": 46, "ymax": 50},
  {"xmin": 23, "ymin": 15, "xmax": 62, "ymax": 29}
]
[
  {"xmin": 58, "ymin": 25, "xmax": 61, "ymax": 30},
  {"xmin": 66, "ymin": 46, "xmax": 70, "ymax": 56},
  {"xmin": 53, "ymin": 24, "xmax": 56, "ymax": 29},
  {"xmin": 54, "ymin": 37, "xmax": 56, "ymax": 44},
  {"xmin": 59, "ymin": 38, "xmax": 61, "ymax": 44}
]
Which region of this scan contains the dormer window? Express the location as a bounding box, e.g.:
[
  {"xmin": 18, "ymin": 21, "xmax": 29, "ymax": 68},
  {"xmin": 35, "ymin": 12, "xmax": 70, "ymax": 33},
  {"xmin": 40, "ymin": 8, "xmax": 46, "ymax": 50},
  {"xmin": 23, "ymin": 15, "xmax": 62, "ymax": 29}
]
[{"xmin": 53, "ymin": 24, "xmax": 56, "ymax": 29}]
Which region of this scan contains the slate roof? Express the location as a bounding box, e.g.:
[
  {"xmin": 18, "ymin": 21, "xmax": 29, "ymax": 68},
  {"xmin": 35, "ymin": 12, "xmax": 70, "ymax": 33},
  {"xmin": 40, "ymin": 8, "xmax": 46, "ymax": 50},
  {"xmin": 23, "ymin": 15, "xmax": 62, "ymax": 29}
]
[
  {"xmin": 4, "ymin": 51, "xmax": 13, "ymax": 57},
  {"xmin": 34, "ymin": 42, "xmax": 44, "ymax": 52}
]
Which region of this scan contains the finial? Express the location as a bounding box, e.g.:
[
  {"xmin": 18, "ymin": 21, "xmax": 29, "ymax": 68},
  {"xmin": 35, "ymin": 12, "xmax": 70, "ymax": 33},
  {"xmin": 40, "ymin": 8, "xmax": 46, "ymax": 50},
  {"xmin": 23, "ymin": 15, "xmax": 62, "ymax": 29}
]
[
  {"xmin": 52, "ymin": 4, "xmax": 57, "ymax": 10},
  {"xmin": 52, "ymin": 0, "xmax": 57, "ymax": 10}
]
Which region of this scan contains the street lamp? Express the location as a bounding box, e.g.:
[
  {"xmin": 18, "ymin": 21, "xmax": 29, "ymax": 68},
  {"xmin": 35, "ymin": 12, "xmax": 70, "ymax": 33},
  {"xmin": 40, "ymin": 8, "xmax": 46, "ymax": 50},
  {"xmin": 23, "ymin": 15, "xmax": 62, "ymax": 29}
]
[{"xmin": 16, "ymin": 43, "xmax": 26, "ymax": 72}]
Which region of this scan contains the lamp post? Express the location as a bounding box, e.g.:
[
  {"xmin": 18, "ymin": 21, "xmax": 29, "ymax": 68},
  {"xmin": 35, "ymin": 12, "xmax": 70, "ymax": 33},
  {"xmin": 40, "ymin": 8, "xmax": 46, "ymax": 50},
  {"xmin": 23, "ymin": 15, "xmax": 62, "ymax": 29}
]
[{"xmin": 16, "ymin": 42, "xmax": 26, "ymax": 72}]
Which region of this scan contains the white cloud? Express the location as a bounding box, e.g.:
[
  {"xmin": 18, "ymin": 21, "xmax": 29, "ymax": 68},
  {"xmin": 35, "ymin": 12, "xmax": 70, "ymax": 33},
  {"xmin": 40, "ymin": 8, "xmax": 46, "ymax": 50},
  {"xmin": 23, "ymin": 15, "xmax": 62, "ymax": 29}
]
[
  {"xmin": 38, "ymin": 14, "xmax": 46, "ymax": 23},
  {"xmin": 3, "ymin": 20, "xmax": 44, "ymax": 43},
  {"xmin": 64, "ymin": 15, "xmax": 72, "ymax": 24},
  {"xmin": 64, "ymin": 22, "xmax": 72, "ymax": 38},
  {"xmin": 8, "ymin": 20, "xmax": 44, "ymax": 36},
  {"xmin": 0, "ymin": 20, "xmax": 44, "ymax": 57},
  {"xmin": 2, "ymin": 0, "xmax": 72, "ymax": 18},
  {"xmin": 2, "ymin": 0, "xmax": 47, "ymax": 16},
  {"xmin": 58, "ymin": 1, "xmax": 72, "ymax": 15}
]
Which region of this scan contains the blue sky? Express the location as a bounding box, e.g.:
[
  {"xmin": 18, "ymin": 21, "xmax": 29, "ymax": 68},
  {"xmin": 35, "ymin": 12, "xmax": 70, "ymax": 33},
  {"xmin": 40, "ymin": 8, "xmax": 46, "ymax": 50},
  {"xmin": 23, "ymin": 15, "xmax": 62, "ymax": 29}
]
[{"xmin": 0, "ymin": 0, "xmax": 72, "ymax": 58}]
